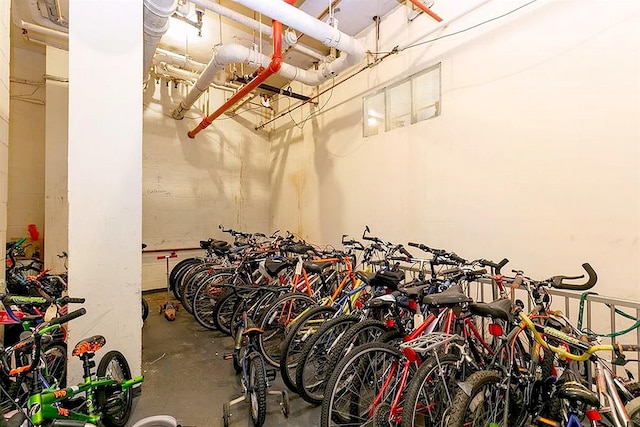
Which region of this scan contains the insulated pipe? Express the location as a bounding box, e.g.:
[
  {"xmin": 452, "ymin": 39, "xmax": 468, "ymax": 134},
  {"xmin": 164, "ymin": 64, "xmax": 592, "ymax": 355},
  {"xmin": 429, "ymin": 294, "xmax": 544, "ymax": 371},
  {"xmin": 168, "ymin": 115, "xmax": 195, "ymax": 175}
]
[
  {"xmin": 232, "ymin": 0, "xmax": 365, "ymax": 58},
  {"xmin": 187, "ymin": 1, "xmax": 295, "ymax": 138},
  {"xmin": 154, "ymin": 48, "xmax": 207, "ymax": 72},
  {"xmin": 189, "ymin": 0, "xmax": 327, "ymax": 61},
  {"xmin": 409, "ymin": 0, "xmax": 443, "ymax": 22},
  {"xmin": 144, "ymin": 0, "xmax": 179, "ymax": 78}
]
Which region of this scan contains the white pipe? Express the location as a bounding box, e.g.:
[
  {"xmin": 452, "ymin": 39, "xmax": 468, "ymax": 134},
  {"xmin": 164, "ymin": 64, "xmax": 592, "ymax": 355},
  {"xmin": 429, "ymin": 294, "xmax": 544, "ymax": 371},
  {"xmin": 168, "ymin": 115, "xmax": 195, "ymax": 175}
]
[
  {"xmin": 401, "ymin": 0, "xmax": 492, "ymax": 49},
  {"xmin": 153, "ymin": 50, "xmax": 207, "ymax": 73},
  {"xmin": 190, "ymin": 0, "xmax": 327, "ymax": 61},
  {"xmin": 173, "ymin": 1, "xmax": 364, "ymax": 118},
  {"xmin": 160, "ymin": 63, "xmax": 239, "ymax": 93},
  {"xmin": 232, "ymin": 0, "xmax": 366, "ymax": 66},
  {"xmin": 21, "ymin": 20, "xmax": 69, "ymax": 41},
  {"xmin": 144, "ymin": 0, "xmax": 179, "ymax": 78}
]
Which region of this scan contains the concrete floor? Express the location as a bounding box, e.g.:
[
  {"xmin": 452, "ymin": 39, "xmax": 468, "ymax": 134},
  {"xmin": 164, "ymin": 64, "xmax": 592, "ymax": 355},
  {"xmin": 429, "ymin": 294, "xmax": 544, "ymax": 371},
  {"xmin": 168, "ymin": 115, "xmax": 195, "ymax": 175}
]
[{"xmin": 127, "ymin": 292, "xmax": 321, "ymax": 427}]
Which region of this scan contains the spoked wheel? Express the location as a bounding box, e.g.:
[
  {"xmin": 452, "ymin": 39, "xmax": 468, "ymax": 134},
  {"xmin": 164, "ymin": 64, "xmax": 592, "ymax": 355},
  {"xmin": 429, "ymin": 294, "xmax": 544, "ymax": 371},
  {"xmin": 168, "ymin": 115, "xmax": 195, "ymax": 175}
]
[
  {"xmin": 192, "ymin": 274, "xmax": 234, "ymax": 330},
  {"xmin": 248, "ymin": 356, "xmax": 267, "ymax": 427},
  {"xmin": 222, "ymin": 402, "xmax": 230, "ymax": 427},
  {"xmin": 43, "ymin": 343, "xmax": 67, "ymax": 388},
  {"xmin": 279, "ymin": 305, "xmax": 337, "ymax": 394},
  {"xmin": 257, "ymin": 293, "xmax": 318, "ymax": 368},
  {"xmin": 447, "ymin": 370, "xmax": 505, "ymax": 427},
  {"xmin": 96, "ymin": 351, "xmax": 134, "ymax": 427},
  {"xmin": 321, "ymin": 342, "xmax": 404, "ymax": 427}
]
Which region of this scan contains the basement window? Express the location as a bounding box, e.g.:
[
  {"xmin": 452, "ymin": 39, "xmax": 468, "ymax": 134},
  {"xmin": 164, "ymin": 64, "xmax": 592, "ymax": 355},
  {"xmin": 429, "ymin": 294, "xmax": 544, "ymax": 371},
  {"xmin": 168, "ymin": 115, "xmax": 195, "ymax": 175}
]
[
  {"xmin": 362, "ymin": 62, "xmax": 441, "ymax": 138},
  {"xmin": 363, "ymin": 90, "xmax": 385, "ymax": 137}
]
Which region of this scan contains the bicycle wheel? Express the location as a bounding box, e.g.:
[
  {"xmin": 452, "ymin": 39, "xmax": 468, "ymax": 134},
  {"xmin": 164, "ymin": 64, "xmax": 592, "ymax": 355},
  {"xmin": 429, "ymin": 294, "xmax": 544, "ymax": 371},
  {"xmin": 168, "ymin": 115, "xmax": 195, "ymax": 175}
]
[
  {"xmin": 321, "ymin": 342, "xmax": 404, "ymax": 427},
  {"xmin": 626, "ymin": 396, "xmax": 640, "ymax": 426},
  {"xmin": 323, "ymin": 319, "xmax": 390, "ymax": 384},
  {"xmin": 169, "ymin": 258, "xmax": 200, "ymax": 300},
  {"xmin": 43, "ymin": 343, "xmax": 67, "ymax": 388},
  {"xmin": 280, "ymin": 305, "xmax": 337, "ymax": 393},
  {"xmin": 248, "ymin": 355, "xmax": 267, "ymax": 427},
  {"xmin": 192, "ymin": 273, "xmax": 234, "ymax": 330},
  {"xmin": 141, "ymin": 298, "xmax": 149, "ymax": 322},
  {"xmin": 257, "ymin": 292, "xmax": 318, "ymax": 368},
  {"xmin": 230, "ymin": 290, "xmax": 281, "ymax": 339},
  {"xmin": 181, "ymin": 263, "xmax": 230, "ymax": 313},
  {"xmin": 296, "ymin": 315, "xmax": 361, "ymax": 405},
  {"xmin": 401, "ymin": 354, "xmax": 470, "ymax": 427},
  {"xmin": 447, "ymin": 370, "xmax": 505, "ymax": 427},
  {"xmin": 96, "ymin": 350, "xmax": 133, "ymax": 427},
  {"xmin": 214, "ymin": 287, "xmax": 256, "ymax": 336}
]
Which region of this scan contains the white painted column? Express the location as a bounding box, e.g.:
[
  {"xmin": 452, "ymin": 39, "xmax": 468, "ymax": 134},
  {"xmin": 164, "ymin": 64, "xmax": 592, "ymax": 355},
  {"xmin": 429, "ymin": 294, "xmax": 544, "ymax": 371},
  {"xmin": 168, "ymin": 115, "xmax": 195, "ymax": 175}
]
[
  {"xmin": 68, "ymin": 0, "xmax": 143, "ymax": 381},
  {"xmin": 0, "ymin": 1, "xmax": 10, "ymax": 287},
  {"xmin": 44, "ymin": 47, "xmax": 69, "ymax": 272}
]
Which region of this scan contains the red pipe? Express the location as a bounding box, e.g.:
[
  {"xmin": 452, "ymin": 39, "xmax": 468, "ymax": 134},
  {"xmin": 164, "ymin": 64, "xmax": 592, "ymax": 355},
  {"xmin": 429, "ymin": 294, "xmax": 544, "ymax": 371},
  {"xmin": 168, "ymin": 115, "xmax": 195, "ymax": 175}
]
[
  {"xmin": 409, "ymin": 0, "xmax": 443, "ymax": 22},
  {"xmin": 188, "ymin": 0, "xmax": 295, "ymax": 138}
]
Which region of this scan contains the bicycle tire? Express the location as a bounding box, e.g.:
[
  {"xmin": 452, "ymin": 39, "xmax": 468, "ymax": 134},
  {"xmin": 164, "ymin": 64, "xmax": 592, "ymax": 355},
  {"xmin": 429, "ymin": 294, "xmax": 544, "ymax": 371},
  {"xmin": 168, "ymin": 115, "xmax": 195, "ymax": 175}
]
[
  {"xmin": 96, "ymin": 350, "xmax": 134, "ymax": 427},
  {"xmin": 141, "ymin": 298, "xmax": 149, "ymax": 322},
  {"xmin": 323, "ymin": 319, "xmax": 390, "ymax": 384},
  {"xmin": 181, "ymin": 263, "xmax": 231, "ymax": 313},
  {"xmin": 296, "ymin": 315, "xmax": 361, "ymax": 405},
  {"xmin": 447, "ymin": 370, "xmax": 504, "ymax": 427},
  {"xmin": 213, "ymin": 288, "xmax": 243, "ymax": 336},
  {"xmin": 321, "ymin": 342, "xmax": 403, "ymax": 427},
  {"xmin": 169, "ymin": 258, "xmax": 200, "ymax": 300},
  {"xmin": 279, "ymin": 305, "xmax": 337, "ymax": 393},
  {"xmin": 248, "ymin": 355, "xmax": 267, "ymax": 427},
  {"xmin": 257, "ymin": 292, "xmax": 318, "ymax": 368},
  {"xmin": 229, "ymin": 290, "xmax": 281, "ymax": 339},
  {"xmin": 43, "ymin": 343, "xmax": 67, "ymax": 388},
  {"xmin": 401, "ymin": 354, "xmax": 470, "ymax": 427},
  {"xmin": 626, "ymin": 396, "xmax": 640, "ymax": 426},
  {"xmin": 192, "ymin": 273, "xmax": 234, "ymax": 330}
]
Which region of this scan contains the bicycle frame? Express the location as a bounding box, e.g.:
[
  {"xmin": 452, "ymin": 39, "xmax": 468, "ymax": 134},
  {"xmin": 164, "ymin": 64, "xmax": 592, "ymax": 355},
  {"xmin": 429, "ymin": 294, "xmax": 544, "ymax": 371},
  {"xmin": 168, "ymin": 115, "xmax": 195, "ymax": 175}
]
[{"xmin": 27, "ymin": 376, "xmax": 141, "ymax": 425}]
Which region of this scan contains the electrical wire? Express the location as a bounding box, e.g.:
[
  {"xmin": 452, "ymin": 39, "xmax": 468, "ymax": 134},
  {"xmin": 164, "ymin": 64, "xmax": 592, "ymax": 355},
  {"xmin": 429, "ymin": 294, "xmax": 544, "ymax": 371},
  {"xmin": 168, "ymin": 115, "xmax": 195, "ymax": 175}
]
[
  {"xmin": 369, "ymin": 0, "xmax": 538, "ymax": 55},
  {"xmin": 286, "ymin": 78, "xmax": 335, "ymax": 130}
]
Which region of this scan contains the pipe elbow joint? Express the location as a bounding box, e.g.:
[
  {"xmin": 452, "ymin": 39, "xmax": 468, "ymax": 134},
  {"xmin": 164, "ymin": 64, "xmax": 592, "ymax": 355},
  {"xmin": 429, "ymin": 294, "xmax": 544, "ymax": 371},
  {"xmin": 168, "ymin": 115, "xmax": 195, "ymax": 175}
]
[
  {"xmin": 269, "ymin": 58, "xmax": 283, "ymax": 74},
  {"xmin": 172, "ymin": 104, "xmax": 187, "ymax": 120}
]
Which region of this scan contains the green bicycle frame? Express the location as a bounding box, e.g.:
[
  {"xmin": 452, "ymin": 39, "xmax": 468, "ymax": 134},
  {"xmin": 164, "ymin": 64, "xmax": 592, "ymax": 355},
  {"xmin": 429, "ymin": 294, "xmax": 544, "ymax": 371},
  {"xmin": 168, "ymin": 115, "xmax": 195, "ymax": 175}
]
[{"xmin": 27, "ymin": 375, "xmax": 143, "ymax": 425}]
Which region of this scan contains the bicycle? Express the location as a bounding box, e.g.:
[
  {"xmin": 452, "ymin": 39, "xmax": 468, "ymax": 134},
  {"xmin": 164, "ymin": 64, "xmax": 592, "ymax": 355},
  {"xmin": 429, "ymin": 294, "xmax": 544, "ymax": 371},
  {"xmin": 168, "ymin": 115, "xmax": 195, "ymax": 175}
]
[
  {"xmin": 2, "ymin": 308, "xmax": 143, "ymax": 427},
  {"xmin": 223, "ymin": 288, "xmax": 289, "ymax": 427}
]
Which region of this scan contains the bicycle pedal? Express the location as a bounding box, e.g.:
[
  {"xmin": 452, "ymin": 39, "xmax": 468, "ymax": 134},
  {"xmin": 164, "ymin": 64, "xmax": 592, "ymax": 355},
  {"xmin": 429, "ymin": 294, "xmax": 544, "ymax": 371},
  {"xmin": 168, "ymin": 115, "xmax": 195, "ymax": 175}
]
[{"xmin": 266, "ymin": 368, "xmax": 277, "ymax": 382}]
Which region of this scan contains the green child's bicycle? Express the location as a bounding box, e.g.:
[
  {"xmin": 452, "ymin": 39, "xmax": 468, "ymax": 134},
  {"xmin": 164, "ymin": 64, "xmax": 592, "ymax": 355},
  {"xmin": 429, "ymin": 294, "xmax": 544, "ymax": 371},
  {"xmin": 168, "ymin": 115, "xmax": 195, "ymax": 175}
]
[{"xmin": 2, "ymin": 308, "xmax": 143, "ymax": 427}]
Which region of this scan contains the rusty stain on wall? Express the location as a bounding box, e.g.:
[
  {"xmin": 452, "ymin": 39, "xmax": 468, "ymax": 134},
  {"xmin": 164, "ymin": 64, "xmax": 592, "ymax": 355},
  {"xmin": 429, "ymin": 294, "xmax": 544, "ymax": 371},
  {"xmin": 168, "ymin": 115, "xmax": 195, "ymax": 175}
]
[{"xmin": 288, "ymin": 169, "xmax": 307, "ymax": 237}]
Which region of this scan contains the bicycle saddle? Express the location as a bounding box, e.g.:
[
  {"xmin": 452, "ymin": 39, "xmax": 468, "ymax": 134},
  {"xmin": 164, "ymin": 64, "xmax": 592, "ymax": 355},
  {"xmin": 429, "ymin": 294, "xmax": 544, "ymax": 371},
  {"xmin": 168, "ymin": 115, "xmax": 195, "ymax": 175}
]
[
  {"xmin": 400, "ymin": 283, "xmax": 430, "ymax": 299},
  {"xmin": 355, "ymin": 271, "xmax": 376, "ymax": 285},
  {"xmin": 72, "ymin": 335, "xmax": 106, "ymax": 356},
  {"xmin": 468, "ymin": 298, "xmax": 513, "ymax": 321},
  {"xmin": 303, "ymin": 261, "xmax": 333, "ymax": 275},
  {"xmin": 285, "ymin": 243, "xmax": 314, "ymax": 254},
  {"xmin": 264, "ymin": 258, "xmax": 295, "ymax": 276},
  {"xmin": 557, "ymin": 381, "xmax": 600, "ymax": 408},
  {"xmin": 422, "ymin": 284, "xmax": 472, "ymax": 307}
]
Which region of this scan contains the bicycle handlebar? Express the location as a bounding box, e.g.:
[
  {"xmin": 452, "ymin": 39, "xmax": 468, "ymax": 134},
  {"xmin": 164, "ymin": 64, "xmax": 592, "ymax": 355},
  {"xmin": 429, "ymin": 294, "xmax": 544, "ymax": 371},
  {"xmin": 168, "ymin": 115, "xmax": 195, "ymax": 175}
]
[
  {"xmin": 478, "ymin": 258, "xmax": 509, "ymax": 274},
  {"xmin": 49, "ymin": 308, "xmax": 86, "ymax": 326},
  {"xmin": 551, "ymin": 263, "xmax": 597, "ymax": 291}
]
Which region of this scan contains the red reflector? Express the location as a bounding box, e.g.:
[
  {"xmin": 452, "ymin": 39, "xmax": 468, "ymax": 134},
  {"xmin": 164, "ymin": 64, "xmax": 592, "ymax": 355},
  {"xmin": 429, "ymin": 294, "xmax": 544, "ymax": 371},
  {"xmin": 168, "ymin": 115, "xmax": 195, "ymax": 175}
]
[
  {"xmin": 488, "ymin": 323, "xmax": 503, "ymax": 337},
  {"xmin": 386, "ymin": 319, "xmax": 395, "ymax": 328},
  {"xmin": 403, "ymin": 347, "xmax": 419, "ymax": 363},
  {"xmin": 585, "ymin": 409, "xmax": 601, "ymax": 421},
  {"xmin": 408, "ymin": 300, "xmax": 417, "ymax": 311},
  {"xmin": 355, "ymin": 300, "xmax": 363, "ymax": 309}
]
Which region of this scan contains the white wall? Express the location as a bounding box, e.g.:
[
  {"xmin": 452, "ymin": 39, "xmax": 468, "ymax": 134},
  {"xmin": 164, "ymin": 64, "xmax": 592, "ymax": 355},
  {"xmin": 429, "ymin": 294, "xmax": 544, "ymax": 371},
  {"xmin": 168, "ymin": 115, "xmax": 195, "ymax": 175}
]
[
  {"xmin": 0, "ymin": 0, "xmax": 10, "ymax": 284},
  {"xmin": 7, "ymin": 45, "xmax": 45, "ymax": 251},
  {"xmin": 141, "ymin": 79, "xmax": 271, "ymax": 289},
  {"xmin": 44, "ymin": 47, "xmax": 69, "ymax": 273},
  {"xmin": 67, "ymin": 0, "xmax": 143, "ymax": 380},
  {"xmin": 270, "ymin": 0, "xmax": 640, "ymax": 300}
]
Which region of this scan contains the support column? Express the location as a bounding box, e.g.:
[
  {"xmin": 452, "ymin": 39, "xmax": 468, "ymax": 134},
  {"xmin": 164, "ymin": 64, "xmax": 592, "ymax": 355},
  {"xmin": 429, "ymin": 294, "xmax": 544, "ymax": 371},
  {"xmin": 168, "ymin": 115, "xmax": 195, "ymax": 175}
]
[
  {"xmin": 0, "ymin": 1, "xmax": 9, "ymax": 286},
  {"xmin": 68, "ymin": 0, "xmax": 143, "ymax": 381},
  {"xmin": 44, "ymin": 47, "xmax": 68, "ymax": 272}
]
